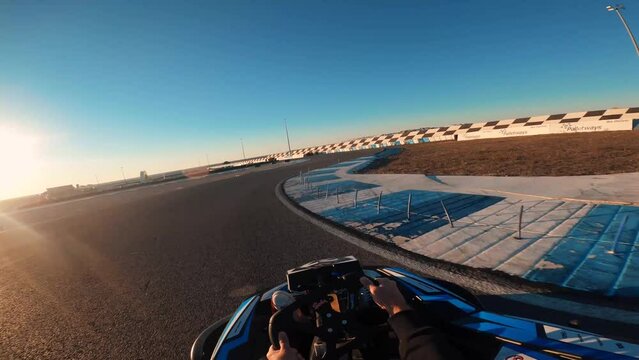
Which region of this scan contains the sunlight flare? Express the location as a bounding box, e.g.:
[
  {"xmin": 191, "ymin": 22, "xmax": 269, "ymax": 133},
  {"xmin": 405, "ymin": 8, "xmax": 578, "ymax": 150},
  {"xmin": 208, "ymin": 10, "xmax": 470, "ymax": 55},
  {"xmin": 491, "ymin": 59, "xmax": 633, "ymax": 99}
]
[{"xmin": 0, "ymin": 126, "xmax": 41, "ymax": 199}]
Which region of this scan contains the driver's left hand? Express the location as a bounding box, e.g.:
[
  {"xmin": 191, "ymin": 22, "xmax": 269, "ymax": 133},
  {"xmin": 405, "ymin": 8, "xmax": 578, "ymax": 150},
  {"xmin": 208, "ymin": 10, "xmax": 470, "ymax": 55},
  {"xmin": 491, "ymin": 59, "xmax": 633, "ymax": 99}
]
[{"xmin": 266, "ymin": 332, "xmax": 305, "ymax": 360}]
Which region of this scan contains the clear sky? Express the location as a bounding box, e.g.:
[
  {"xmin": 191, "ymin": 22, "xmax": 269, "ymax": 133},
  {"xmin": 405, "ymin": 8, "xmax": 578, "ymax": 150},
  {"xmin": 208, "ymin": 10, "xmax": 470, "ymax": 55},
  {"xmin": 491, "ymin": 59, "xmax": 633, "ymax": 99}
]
[{"xmin": 1, "ymin": 0, "xmax": 638, "ymax": 200}]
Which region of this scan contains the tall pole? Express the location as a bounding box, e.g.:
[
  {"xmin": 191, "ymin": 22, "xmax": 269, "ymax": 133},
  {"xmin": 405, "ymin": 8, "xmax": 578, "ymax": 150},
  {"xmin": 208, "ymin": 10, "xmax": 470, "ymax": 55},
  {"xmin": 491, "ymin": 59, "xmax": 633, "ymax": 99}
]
[
  {"xmin": 608, "ymin": 5, "xmax": 639, "ymax": 57},
  {"xmin": 120, "ymin": 166, "xmax": 127, "ymax": 185},
  {"xmin": 206, "ymin": 153, "xmax": 210, "ymax": 166},
  {"xmin": 284, "ymin": 119, "xmax": 292, "ymax": 157},
  {"xmin": 240, "ymin": 138, "xmax": 246, "ymax": 160}
]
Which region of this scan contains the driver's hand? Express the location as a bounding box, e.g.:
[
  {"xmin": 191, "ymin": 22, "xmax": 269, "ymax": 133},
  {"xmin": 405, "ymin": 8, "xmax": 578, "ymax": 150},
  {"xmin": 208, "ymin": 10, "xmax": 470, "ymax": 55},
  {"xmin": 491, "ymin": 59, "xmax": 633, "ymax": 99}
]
[
  {"xmin": 266, "ymin": 332, "xmax": 305, "ymax": 360},
  {"xmin": 360, "ymin": 277, "xmax": 411, "ymax": 316}
]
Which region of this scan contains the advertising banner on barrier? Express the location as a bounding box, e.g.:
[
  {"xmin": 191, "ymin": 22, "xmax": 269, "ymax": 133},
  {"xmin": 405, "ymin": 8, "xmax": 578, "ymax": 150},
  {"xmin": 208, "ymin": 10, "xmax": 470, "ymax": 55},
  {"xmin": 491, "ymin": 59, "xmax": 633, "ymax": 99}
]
[
  {"xmin": 458, "ymin": 125, "xmax": 549, "ymax": 141},
  {"xmin": 554, "ymin": 118, "xmax": 632, "ymax": 134},
  {"xmin": 457, "ymin": 118, "xmax": 633, "ymax": 141},
  {"xmin": 419, "ymin": 134, "xmax": 455, "ymax": 143}
]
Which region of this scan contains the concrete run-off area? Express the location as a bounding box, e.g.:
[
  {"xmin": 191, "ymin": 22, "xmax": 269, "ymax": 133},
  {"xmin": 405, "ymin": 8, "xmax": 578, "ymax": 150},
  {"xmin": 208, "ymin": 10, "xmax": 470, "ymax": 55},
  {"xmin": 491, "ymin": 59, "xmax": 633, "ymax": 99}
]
[{"xmin": 284, "ymin": 150, "xmax": 639, "ymax": 297}]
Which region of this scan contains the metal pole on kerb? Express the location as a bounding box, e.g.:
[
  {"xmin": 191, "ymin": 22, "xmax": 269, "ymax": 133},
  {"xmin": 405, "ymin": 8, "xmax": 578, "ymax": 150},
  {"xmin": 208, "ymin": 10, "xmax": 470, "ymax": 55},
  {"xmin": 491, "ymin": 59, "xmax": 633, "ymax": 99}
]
[
  {"xmin": 317, "ymin": 187, "xmax": 320, "ymax": 199},
  {"xmin": 354, "ymin": 189, "xmax": 358, "ymax": 208},
  {"xmin": 607, "ymin": 4, "xmax": 639, "ymax": 57},
  {"xmin": 325, "ymin": 186, "xmax": 329, "ymax": 200},
  {"xmin": 377, "ymin": 191, "xmax": 382, "ymax": 214},
  {"xmin": 336, "ymin": 187, "xmax": 340, "ymax": 204},
  {"xmin": 515, "ymin": 205, "xmax": 524, "ymax": 239},
  {"xmin": 608, "ymin": 214, "xmax": 629, "ymax": 254},
  {"xmin": 441, "ymin": 200, "xmax": 453, "ymax": 228},
  {"xmin": 407, "ymin": 193, "xmax": 412, "ymax": 220}
]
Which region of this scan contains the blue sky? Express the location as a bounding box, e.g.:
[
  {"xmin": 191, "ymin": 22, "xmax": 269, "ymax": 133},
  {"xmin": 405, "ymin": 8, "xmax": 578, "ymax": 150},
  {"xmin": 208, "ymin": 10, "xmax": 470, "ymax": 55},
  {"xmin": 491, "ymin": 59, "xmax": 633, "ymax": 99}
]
[{"xmin": 1, "ymin": 0, "xmax": 638, "ymax": 199}]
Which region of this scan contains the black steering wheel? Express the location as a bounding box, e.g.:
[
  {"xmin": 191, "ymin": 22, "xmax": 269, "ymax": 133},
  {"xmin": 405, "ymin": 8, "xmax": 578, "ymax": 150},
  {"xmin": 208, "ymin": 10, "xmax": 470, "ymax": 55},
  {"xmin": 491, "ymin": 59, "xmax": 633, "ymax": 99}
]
[{"xmin": 268, "ymin": 273, "xmax": 387, "ymax": 360}]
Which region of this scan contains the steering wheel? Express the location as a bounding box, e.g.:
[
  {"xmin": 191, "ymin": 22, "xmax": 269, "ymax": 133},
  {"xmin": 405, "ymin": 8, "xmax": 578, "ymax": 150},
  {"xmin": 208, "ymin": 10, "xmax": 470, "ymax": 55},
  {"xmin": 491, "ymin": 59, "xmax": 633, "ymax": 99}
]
[{"xmin": 268, "ymin": 273, "xmax": 387, "ymax": 360}]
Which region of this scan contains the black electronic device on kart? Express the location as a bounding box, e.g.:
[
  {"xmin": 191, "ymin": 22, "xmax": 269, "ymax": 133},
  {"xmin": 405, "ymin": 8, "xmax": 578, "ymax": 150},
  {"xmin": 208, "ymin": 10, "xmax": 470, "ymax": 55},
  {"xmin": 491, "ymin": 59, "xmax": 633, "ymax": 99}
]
[
  {"xmin": 286, "ymin": 256, "xmax": 363, "ymax": 292},
  {"xmin": 190, "ymin": 256, "xmax": 639, "ymax": 360}
]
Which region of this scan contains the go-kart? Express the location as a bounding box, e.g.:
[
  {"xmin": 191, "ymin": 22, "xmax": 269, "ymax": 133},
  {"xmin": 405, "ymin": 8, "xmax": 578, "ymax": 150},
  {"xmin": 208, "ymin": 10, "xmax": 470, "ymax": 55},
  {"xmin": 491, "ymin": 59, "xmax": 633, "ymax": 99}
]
[{"xmin": 190, "ymin": 256, "xmax": 639, "ymax": 360}]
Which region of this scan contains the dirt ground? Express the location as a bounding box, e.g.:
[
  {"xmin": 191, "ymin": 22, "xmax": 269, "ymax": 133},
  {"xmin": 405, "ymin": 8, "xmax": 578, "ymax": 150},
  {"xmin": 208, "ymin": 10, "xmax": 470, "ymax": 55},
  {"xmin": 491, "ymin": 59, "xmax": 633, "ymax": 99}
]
[{"xmin": 364, "ymin": 130, "xmax": 639, "ymax": 176}]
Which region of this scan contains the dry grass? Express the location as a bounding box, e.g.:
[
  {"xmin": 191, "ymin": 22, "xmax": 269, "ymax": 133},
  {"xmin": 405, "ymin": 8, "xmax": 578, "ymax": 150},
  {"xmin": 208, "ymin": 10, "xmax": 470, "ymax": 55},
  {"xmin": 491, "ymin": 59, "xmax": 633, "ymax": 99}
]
[{"xmin": 364, "ymin": 131, "xmax": 639, "ymax": 176}]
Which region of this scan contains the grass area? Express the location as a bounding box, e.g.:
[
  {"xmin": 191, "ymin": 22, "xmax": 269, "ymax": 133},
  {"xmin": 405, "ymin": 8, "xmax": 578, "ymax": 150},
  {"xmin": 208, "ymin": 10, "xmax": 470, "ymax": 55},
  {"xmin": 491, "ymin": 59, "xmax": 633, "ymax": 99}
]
[{"xmin": 364, "ymin": 131, "xmax": 639, "ymax": 176}]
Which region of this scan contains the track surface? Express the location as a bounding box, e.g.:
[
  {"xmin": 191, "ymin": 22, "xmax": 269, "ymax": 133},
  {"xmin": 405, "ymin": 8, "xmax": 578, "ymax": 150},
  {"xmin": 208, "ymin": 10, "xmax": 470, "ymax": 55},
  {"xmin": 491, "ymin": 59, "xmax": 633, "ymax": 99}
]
[
  {"xmin": 1, "ymin": 152, "xmax": 393, "ymax": 359},
  {"xmin": 0, "ymin": 151, "xmax": 636, "ymax": 359}
]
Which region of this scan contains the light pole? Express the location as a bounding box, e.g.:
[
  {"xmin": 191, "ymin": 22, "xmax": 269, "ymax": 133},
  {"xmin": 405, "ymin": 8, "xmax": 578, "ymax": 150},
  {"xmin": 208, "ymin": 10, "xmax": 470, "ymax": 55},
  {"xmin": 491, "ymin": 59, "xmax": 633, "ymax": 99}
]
[
  {"xmin": 240, "ymin": 138, "xmax": 246, "ymax": 160},
  {"xmin": 284, "ymin": 119, "xmax": 292, "ymax": 157},
  {"xmin": 120, "ymin": 166, "xmax": 127, "ymax": 185},
  {"xmin": 607, "ymin": 4, "xmax": 639, "ymax": 57}
]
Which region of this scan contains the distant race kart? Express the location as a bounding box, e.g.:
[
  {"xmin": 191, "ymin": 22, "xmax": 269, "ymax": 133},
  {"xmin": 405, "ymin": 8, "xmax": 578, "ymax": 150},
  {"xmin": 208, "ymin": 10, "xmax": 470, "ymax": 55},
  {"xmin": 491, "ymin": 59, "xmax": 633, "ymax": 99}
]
[{"xmin": 190, "ymin": 256, "xmax": 639, "ymax": 360}]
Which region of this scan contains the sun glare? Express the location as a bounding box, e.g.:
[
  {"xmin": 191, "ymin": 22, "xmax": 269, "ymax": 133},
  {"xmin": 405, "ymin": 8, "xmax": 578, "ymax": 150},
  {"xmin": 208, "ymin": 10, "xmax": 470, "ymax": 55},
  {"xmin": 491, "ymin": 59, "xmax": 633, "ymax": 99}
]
[{"xmin": 0, "ymin": 127, "xmax": 41, "ymax": 199}]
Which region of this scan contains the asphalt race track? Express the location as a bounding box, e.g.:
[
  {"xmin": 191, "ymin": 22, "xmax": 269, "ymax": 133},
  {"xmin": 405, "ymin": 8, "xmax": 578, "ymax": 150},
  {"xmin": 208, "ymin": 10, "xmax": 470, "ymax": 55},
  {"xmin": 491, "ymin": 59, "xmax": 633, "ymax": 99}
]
[
  {"xmin": 0, "ymin": 151, "xmax": 392, "ymax": 359},
  {"xmin": 0, "ymin": 150, "xmax": 636, "ymax": 359}
]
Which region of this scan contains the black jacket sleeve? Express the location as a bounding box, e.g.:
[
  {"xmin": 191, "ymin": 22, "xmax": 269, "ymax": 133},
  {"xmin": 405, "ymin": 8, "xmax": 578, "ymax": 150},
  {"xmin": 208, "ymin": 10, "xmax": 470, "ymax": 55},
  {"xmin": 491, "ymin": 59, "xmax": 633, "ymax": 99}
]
[{"xmin": 388, "ymin": 310, "xmax": 463, "ymax": 360}]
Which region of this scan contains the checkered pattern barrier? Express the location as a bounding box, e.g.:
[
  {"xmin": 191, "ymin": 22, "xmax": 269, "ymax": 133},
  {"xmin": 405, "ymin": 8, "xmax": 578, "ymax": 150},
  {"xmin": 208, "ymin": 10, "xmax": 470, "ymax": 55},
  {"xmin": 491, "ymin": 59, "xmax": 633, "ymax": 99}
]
[{"xmin": 255, "ymin": 107, "xmax": 638, "ymax": 162}]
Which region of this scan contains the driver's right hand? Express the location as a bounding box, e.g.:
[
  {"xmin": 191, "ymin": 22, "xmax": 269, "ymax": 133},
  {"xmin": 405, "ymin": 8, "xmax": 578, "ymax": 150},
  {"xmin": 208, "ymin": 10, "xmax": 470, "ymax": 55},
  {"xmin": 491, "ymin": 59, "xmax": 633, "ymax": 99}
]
[
  {"xmin": 266, "ymin": 332, "xmax": 305, "ymax": 360},
  {"xmin": 360, "ymin": 277, "xmax": 411, "ymax": 316}
]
